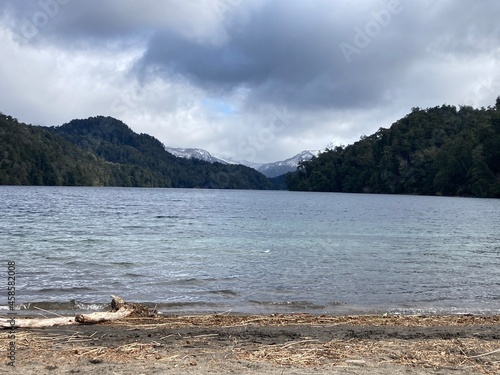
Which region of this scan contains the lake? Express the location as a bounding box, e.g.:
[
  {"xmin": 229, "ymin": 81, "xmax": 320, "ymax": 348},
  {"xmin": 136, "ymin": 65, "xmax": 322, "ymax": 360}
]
[{"xmin": 1, "ymin": 186, "xmax": 499, "ymax": 315}]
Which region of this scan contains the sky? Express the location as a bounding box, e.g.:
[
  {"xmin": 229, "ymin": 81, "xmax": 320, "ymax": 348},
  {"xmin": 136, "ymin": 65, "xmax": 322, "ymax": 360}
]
[{"xmin": 0, "ymin": 0, "xmax": 499, "ymax": 163}]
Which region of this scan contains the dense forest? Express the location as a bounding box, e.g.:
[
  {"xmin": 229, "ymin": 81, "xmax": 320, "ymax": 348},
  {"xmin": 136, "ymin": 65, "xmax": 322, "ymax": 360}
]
[
  {"xmin": 0, "ymin": 114, "xmax": 271, "ymax": 189},
  {"xmin": 3, "ymin": 98, "xmax": 500, "ymax": 196},
  {"xmin": 287, "ymin": 98, "xmax": 500, "ymax": 198}
]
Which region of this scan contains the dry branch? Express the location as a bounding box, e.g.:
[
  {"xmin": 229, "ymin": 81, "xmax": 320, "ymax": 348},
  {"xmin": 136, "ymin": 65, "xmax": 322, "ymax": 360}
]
[{"xmin": 0, "ymin": 295, "xmax": 149, "ymax": 329}]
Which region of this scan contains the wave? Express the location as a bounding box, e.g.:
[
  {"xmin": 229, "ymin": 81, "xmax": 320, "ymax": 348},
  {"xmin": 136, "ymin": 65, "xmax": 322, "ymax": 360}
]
[
  {"xmin": 2, "ymin": 299, "xmax": 498, "ymax": 316},
  {"xmin": 156, "ymin": 277, "xmax": 219, "ymax": 286},
  {"xmin": 0, "ymin": 300, "xmax": 108, "ymax": 312},
  {"xmin": 35, "ymin": 286, "xmax": 95, "ymax": 293},
  {"xmin": 207, "ymin": 289, "xmax": 239, "ymax": 296},
  {"xmin": 124, "ymin": 272, "xmax": 144, "ymax": 278}
]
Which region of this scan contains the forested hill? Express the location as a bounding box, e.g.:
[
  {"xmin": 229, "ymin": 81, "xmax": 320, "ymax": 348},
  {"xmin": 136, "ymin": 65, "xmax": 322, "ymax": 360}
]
[
  {"xmin": 0, "ymin": 114, "xmax": 271, "ymax": 189},
  {"xmin": 287, "ymin": 99, "xmax": 500, "ymax": 198}
]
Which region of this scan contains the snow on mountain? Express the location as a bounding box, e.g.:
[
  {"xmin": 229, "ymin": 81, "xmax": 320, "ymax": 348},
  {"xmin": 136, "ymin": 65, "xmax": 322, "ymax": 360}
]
[
  {"xmin": 166, "ymin": 147, "xmax": 265, "ymax": 169},
  {"xmin": 166, "ymin": 146, "xmax": 320, "ymax": 178},
  {"xmin": 165, "ymin": 147, "xmax": 228, "ymax": 164},
  {"xmin": 211, "ymin": 154, "xmax": 264, "ymax": 170},
  {"xmin": 257, "ymin": 150, "xmax": 320, "ymax": 178}
]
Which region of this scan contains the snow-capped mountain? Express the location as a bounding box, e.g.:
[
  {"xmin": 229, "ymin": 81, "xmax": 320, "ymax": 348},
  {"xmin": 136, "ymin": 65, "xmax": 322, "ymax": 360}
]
[
  {"xmin": 257, "ymin": 150, "xmax": 320, "ymax": 178},
  {"xmin": 211, "ymin": 154, "xmax": 264, "ymax": 170},
  {"xmin": 165, "ymin": 147, "xmax": 228, "ymax": 164},
  {"xmin": 166, "ymin": 147, "xmax": 265, "ymax": 169},
  {"xmin": 166, "ymin": 146, "xmax": 320, "ymax": 178}
]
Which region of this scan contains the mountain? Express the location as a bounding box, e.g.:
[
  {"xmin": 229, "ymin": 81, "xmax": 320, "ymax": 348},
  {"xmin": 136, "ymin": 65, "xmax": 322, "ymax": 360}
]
[
  {"xmin": 257, "ymin": 150, "xmax": 320, "ymax": 178},
  {"xmin": 165, "ymin": 147, "xmax": 228, "ymax": 164},
  {"xmin": 166, "ymin": 147, "xmax": 265, "ymax": 169},
  {"xmin": 166, "ymin": 147, "xmax": 320, "ymax": 178},
  {"xmin": 0, "ymin": 113, "xmax": 272, "ymax": 189},
  {"xmin": 287, "ymin": 99, "xmax": 500, "ymax": 198},
  {"xmin": 0, "ymin": 114, "xmax": 121, "ymax": 186},
  {"xmin": 211, "ymin": 154, "xmax": 264, "ymax": 170}
]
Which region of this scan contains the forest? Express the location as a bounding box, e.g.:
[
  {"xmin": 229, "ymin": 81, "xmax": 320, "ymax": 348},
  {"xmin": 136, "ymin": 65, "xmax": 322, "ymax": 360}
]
[
  {"xmin": 2, "ymin": 98, "xmax": 500, "ymax": 197},
  {"xmin": 287, "ymin": 98, "xmax": 500, "ymax": 198},
  {"xmin": 0, "ymin": 114, "xmax": 271, "ymax": 189}
]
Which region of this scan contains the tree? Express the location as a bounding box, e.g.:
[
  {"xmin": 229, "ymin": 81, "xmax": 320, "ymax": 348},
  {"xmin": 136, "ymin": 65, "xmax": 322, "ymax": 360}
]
[{"xmin": 288, "ymin": 98, "xmax": 500, "ymax": 198}]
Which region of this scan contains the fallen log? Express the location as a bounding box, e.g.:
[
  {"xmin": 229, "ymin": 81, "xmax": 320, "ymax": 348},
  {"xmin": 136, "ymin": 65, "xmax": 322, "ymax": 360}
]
[{"xmin": 1, "ymin": 295, "xmax": 152, "ymax": 329}]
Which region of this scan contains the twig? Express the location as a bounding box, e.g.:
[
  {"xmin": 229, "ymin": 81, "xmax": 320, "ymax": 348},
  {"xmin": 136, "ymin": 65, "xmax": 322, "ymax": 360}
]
[
  {"xmin": 77, "ymin": 347, "xmax": 107, "ymax": 356},
  {"xmin": 159, "ymin": 354, "xmax": 180, "ymax": 362},
  {"xmin": 192, "ymin": 334, "xmax": 219, "ymax": 339},
  {"xmin": 281, "ymin": 339, "xmax": 319, "ymax": 349},
  {"xmin": 468, "ymin": 348, "xmax": 500, "ymax": 359},
  {"xmin": 216, "ymin": 309, "xmax": 233, "ymax": 316}
]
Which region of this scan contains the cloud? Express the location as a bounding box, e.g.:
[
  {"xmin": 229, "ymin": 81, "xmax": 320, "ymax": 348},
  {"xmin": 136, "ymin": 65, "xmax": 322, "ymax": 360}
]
[
  {"xmin": 137, "ymin": 1, "xmax": 395, "ymax": 109},
  {"xmin": 0, "ymin": 0, "xmax": 499, "ymax": 163}
]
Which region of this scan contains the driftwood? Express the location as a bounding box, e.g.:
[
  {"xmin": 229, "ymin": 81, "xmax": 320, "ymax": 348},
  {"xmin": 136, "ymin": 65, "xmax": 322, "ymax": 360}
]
[{"xmin": 1, "ymin": 295, "xmax": 151, "ymax": 329}]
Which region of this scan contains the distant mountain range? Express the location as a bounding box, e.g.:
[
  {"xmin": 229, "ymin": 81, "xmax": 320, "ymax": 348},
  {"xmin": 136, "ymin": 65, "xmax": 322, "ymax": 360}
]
[
  {"xmin": 164, "ymin": 147, "xmax": 264, "ymax": 169},
  {"xmin": 257, "ymin": 150, "xmax": 320, "ymax": 178},
  {"xmin": 165, "ymin": 147, "xmax": 320, "ymax": 178},
  {"xmin": 165, "ymin": 147, "xmax": 226, "ymax": 164}
]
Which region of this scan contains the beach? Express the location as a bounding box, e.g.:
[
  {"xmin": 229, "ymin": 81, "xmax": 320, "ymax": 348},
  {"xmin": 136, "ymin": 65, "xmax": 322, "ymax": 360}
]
[{"xmin": 3, "ymin": 314, "xmax": 499, "ymax": 374}]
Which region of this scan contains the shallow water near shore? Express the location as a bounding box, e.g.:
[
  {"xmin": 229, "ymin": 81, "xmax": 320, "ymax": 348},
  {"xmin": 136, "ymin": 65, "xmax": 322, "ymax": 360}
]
[{"xmin": 1, "ymin": 186, "xmax": 499, "ymax": 315}]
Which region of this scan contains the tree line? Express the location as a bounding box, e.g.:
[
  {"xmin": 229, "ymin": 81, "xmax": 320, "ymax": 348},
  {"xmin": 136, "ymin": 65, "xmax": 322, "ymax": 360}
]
[
  {"xmin": 287, "ymin": 98, "xmax": 500, "ymax": 198},
  {"xmin": 0, "ymin": 114, "xmax": 272, "ymax": 189},
  {"xmin": 3, "ymin": 99, "xmax": 500, "ymax": 197}
]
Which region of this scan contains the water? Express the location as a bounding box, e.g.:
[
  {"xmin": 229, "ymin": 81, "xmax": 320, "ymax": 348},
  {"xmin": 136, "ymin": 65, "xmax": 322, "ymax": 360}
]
[{"xmin": 1, "ymin": 186, "xmax": 499, "ymax": 315}]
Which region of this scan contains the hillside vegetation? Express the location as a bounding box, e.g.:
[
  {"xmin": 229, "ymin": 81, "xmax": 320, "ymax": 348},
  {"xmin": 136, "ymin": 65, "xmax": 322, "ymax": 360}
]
[
  {"xmin": 0, "ymin": 114, "xmax": 270, "ymax": 189},
  {"xmin": 287, "ymin": 99, "xmax": 500, "ymax": 198},
  {"xmin": 3, "ymin": 99, "xmax": 500, "ymax": 196}
]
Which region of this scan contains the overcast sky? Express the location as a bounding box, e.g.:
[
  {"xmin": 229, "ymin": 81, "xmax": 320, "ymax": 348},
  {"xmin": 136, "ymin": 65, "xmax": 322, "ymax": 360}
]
[{"xmin": 1, "ymin": 0, "xmax": 499, "ymax": 162}]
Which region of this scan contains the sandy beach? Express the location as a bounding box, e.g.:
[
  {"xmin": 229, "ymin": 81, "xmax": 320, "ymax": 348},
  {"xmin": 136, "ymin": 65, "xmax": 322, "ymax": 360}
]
[{"xmin": 2, "ymin": 314, "xmax": 499, "ymax": 375}]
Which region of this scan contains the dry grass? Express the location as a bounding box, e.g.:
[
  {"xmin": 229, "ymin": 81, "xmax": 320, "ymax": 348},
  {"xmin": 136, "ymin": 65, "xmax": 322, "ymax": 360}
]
[
  {"xmin": 235, "ymin": 338, "xmax": 500, "ymax": 374},
  {"xmin": 2, "ymin": 314, "xmax": 499, "ymax": 373},
  {"xmin": 115, "ymin": 313, "xmax": 500, "ymax": 329}
]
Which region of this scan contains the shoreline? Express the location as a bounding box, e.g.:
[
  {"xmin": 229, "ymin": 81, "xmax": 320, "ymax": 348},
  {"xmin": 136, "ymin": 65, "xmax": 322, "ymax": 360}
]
[
  {"xmin": 3, "ymin": 313, "xmax": 499, "ymax": 374},
  {"xmin": 6, "ymin": 299, "xmax": 500, "ymax": 317}
]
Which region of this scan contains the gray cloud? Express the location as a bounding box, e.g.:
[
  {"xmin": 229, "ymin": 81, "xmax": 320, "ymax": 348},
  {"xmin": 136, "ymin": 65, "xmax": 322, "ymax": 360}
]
[
  {"xmin": 0, "ymin": 0, "xmax": 499, "ymax": 163},
  {"xmin": 137, "ymin": 1, "xmax": 398, "ymax": 109}
]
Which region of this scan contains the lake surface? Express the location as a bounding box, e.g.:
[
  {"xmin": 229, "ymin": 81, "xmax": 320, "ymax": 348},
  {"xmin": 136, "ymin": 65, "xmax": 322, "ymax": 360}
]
[{"xmin": 1, "ymin": 186, "xmax": 499, "ymax": 315}]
